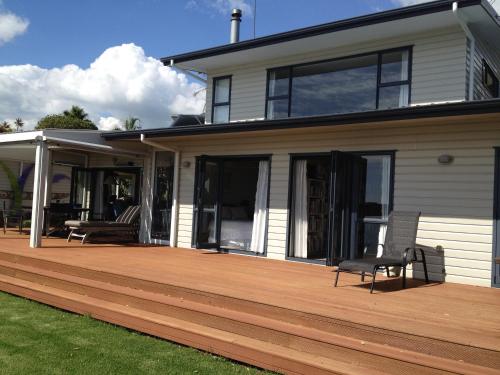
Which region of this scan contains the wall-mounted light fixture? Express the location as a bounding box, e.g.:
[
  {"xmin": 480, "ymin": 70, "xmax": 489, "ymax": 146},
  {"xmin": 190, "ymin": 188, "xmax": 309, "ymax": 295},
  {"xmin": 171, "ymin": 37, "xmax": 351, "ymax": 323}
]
[
  {"xmin": 437, "ymin": 154, "xmax": 454, "ymax": 165},
  {"xmin": 182, "ymin": 161, "xmax": 191, "ymax": 168}
]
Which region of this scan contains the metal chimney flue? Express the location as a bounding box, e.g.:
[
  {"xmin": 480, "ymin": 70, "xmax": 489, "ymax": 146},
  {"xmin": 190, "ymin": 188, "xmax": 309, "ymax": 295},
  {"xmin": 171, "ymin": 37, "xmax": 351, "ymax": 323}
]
[{"xmin": 230, "ymin": 8, "xmax": 242, "ymax": 43}]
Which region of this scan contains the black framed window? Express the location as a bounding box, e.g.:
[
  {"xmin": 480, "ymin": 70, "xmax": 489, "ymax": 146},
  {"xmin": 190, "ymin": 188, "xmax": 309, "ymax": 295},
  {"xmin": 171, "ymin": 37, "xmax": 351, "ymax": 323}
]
[
  {"xmin": 211, "ymin": 76, "xmax": 231, "ymax": 123},
  {"xmin": 266, "ymin": 47, "xmax": 411, "ymax": 119},
  {"xmin": 482, "ymin": 60, "xmax": 499, "ymax": 98}
]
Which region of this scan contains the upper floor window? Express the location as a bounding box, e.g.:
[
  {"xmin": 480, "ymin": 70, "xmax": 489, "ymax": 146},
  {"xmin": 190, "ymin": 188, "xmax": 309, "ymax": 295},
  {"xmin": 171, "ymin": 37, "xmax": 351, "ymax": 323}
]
[
  {"xmin": 266, "ymin": 48, "xmax": 411, "ymax": 119},
  {"xmin": 212, "ymin": 76, "xmax": 231, "ymax": 123},
  {"xmin": 482, "ymin": 60, "xmax": 499, "ymax": 98}
]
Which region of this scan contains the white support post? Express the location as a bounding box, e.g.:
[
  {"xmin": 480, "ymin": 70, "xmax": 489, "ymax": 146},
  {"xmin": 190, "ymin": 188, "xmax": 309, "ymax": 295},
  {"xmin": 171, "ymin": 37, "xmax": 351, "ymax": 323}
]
[
  {"xmin": 169, "ymin": 151, "xmax": 180, "ymax": 247},
  {"xmin": 43, "ymin": 150, "xmax": 53, "ymax": 207},
  {"xmin": 30, "ymin": 138, "xmax": 49, "ymax": 248}
]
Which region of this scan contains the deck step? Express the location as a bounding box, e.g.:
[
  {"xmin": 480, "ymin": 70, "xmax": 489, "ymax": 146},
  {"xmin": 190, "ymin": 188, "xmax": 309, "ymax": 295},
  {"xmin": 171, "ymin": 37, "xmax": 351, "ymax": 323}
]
[
  {"xmin": 0, "ymin": 250, "xmax": 497, "ymax": 369},
  {"xmin": 0, "ymin": 273, "xmax": 393, "ymax": 375},
  {"xmin": 0, "ymin": 259, "xmax": 498, "ymax": 375}
]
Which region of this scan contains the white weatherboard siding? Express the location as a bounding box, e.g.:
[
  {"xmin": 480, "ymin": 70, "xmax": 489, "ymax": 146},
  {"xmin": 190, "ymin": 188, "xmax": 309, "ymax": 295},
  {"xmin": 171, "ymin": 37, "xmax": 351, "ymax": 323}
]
[
  {"xmin": 206, "ymin": 27, "xmax": 467, "ymax": 123},
  {"xmin": 169, "ymin": 115, "xmax": 499, "ymax": 287}
]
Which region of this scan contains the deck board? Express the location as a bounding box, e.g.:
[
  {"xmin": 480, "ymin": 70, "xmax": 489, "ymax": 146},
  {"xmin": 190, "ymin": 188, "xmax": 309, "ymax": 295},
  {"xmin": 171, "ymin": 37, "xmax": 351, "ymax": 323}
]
[{"xmin": 1, "ymin": 232, "xmax": 499, "ymax": 353}]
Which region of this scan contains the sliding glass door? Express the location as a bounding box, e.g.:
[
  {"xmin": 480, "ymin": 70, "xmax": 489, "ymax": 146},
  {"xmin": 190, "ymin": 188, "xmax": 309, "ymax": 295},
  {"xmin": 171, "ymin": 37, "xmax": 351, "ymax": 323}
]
[
  {"xmin": 289, "ymin": 151, "xmax": 367, "ymax": 265},
  {"xmin": 193, "ymin": 156, "xmax": 270, "ymax": 253}
]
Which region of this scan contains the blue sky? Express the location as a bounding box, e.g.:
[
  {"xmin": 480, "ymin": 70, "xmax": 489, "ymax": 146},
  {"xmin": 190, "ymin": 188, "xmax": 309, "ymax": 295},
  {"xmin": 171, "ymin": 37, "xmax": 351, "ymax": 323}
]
[{"xmin": 1, "ymin": 0, "xmax": 404, "ymax": 68}]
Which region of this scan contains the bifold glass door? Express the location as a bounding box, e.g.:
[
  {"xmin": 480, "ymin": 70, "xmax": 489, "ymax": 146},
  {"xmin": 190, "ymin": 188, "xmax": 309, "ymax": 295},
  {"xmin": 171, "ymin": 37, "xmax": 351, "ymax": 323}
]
[
  {"xmin": 289, "ymin": 151, "xmax": 366, "ymax": 265},
  {"xmin": 328, "ymin": 151, "xmax": 366, "ymax": 265}
]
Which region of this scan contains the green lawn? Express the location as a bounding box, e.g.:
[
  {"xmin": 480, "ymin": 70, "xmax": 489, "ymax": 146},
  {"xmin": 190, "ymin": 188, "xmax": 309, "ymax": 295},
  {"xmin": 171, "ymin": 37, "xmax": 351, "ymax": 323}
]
[{"xmin": 0, "ymin": 291, "xmax": 272, "ymax": 375}]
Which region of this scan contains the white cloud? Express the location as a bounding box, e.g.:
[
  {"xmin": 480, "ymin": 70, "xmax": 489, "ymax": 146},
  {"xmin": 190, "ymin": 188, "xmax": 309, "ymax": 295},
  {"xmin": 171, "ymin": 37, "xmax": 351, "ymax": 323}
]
[
  {"xmin": 98, "ymin": 116, "xmax": 123, "ymax": 131},
  {"xmin": 390, "ymin": 0, "xmax": 500, "ymax": 13},
  {"xmin": 0, "ymin": 12, "xmax": 29, "ymax": 45},
  {"xmin": 186, "ymin": 0, "xmax": 253, "ymax": 17},
  {"xmin": 0, "ymin": 43, "xmax": 206, "ymax": 130}
]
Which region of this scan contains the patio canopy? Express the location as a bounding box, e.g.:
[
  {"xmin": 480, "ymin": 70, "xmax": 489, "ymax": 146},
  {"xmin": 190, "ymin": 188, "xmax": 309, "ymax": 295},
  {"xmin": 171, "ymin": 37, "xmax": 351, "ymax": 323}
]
[{"xmin": 0, "ymin": 130, "xmax": 148, "ymax": 248}]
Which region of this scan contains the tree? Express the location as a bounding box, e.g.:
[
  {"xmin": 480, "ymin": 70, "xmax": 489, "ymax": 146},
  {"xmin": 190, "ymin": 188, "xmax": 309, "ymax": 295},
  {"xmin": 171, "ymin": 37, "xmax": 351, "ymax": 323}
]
[
  {"xmin": 63, "ymin": 105, "xmax": 89, "ymax": 120},
  {"xmin": 123, "ymin": 116, "xmax": 140, "ymax": 131},
  {"xmin": 0, "ymin": 121, "xmax": 13, "ymax": 133},
  {"xmin": 35, "ymin": 106, "xmax": 98, "ymax": 130},
  {"xmin": 14, "ymin": 118, "xmax": 24, "ymax": 132},
  {"xmin": 36, "ymin": 114, "xmax": 98, "ymax": 130}
]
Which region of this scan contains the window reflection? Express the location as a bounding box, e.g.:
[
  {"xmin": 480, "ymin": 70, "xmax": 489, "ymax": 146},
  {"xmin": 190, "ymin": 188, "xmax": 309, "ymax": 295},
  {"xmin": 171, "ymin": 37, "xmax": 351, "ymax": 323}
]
[
  {"xmin": 266, "ymin": 48, "xmax": 411, "ymax": 119},
  {"xmin": 291, "ymin": 55, "xmax": 378, "ymax": 117}
]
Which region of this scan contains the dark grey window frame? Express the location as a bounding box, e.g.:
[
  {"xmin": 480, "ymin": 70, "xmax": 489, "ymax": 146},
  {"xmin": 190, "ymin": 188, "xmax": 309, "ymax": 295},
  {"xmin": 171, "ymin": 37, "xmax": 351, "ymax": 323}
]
[
  {"xmin": 211, "ymin": 75, "xmax": 232, "ymax": 123},
  {"xmin": 482, "ymin": 59, "xmax": 499, "ymax": 98},
  {"xmin": 265, "ymin": 46, "xmax": 413, "ymax": 119},
  {"xmin": 493, "ymin": 147, "xmax": 500, "ymax": 287},
  {"xmin": 285, "ymin": 150, "xmax": 396, "ymax": 264}
]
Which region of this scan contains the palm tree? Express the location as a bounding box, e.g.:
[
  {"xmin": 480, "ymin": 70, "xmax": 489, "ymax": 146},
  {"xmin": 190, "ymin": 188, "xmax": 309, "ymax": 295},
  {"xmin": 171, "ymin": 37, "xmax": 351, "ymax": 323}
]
[
  {"xmin": 123, "ymin": 117, "xmax": 140, "ymax": 131},
  {"xmin": 0, "ymin": 121, "xmax": 12, "ymax": 133},
  {"xmin": 14, "ymin": 118, "xmax": 24, "ymax": 132},
  {"xmin": 63, "ymin": 106, "xmax": 89, "ymax": 120}
]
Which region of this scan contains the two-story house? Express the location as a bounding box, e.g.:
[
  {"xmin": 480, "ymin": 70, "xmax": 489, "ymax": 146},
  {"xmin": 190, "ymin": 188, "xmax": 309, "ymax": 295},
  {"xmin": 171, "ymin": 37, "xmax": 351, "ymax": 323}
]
[{"xmin": 104, "ymin": 0, "xmax": 500, "ymax": 287}]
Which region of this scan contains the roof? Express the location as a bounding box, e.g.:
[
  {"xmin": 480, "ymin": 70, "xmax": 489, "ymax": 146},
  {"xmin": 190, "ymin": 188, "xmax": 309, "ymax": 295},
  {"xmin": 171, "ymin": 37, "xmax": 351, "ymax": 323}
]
[
  {"xmin": 102, "ymin": 99, "xmax": 500, "ymax": 140},
  {"xmin": 162, "ymin": 0, "xmax": 499, "ymax": 73}
]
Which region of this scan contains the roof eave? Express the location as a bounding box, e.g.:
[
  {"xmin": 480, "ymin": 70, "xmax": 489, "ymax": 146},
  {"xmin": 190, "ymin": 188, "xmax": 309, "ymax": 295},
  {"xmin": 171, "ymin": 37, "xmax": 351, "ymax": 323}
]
[
  {"xmin": 102, "ymin": 100, "xmax": 500, "ymax": 141},
  {"xmin": 160, "ymin": 0, "xmax": 483, "ymax": 67}
]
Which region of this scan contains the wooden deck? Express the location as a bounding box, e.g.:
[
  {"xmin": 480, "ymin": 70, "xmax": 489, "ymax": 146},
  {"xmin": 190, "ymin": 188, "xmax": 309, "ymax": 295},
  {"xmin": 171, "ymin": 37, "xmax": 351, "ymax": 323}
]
[{"xmin": 0, "ymin": 232, "xmax": 499, "ymax": 374}]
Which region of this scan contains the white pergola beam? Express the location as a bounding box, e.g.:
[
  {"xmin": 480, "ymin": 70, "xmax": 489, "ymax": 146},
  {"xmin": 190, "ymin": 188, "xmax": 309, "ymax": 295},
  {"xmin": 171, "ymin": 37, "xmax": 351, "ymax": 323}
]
[{"xmin": 30, "ymin": 139, "xmax": 49, "ymax": 248}]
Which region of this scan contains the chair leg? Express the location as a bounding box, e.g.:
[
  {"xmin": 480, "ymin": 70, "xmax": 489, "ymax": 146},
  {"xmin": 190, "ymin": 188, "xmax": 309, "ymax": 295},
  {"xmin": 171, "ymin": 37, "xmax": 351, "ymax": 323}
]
[
  {"xmin": 370, "ymin": 267, "xmax": 378, "ymax": 294},
  {"xmin": 67, "ymin": 229, "xmax": 73, "ymax": 242},
  {"xmin": 420, "ymin": 249, "xmax": 430, "ymax": 283},
  {"xmin": 386, "ymin": 267, "xmax": 390, "ymax": 277},
  {"xmin": 402, "ymin": 266, "xmax": 407, "ymax": 289},
  {"xmin": 334, "ymin": 267, "xmax": 340, "ymax": 287},
  {"xmin": 361, "ymin": 272, "xmax": 365, "ymax": 282}
]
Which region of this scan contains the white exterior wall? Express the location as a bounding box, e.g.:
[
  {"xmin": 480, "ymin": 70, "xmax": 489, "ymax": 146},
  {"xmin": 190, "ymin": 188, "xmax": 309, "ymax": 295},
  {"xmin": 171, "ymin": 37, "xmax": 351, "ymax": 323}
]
[
  {"xmin": 206, "ymin": 26, "xmax": 467, "ymax": 123},
  {"xmin": 170, "ymin": 116, "xmax": 499, "ymax": 287}
]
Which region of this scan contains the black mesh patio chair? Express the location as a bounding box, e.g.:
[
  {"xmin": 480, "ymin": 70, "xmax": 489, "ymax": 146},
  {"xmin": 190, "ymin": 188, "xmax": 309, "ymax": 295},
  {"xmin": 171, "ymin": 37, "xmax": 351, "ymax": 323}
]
[{"xmin": 334, "ymin": 211, "xmax": 429, "ymax": 293}]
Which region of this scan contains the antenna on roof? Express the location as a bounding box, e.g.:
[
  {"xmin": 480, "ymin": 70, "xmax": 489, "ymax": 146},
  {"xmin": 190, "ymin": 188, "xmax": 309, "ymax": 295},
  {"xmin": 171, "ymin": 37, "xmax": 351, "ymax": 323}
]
[{"xmin": 253, "ymin": 0, "xmax": 257, "ymax": 39}]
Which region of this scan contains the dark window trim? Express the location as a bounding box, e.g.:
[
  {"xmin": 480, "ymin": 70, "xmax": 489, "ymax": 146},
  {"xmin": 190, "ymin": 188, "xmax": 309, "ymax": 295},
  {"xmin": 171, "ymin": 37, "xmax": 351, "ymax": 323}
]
[
  {"xmin": 211, "ymin": 75, "xmax": 232, "ymax": 123},
  {"xmin": 285, "ymin": 150, "xmax": 395, "ymax": 264},
  {"xmin": 493, "ymin": 147, "xmax": 500, "ymax": 287},
  {"xmin": 482, "ymin": 59, "xmax": 499, "ymax": 98},
  {"xmin": 191, "ymin": 154, "xmax": 272, "ymax": 256},
  {"xmin": 265, "ymin": 46, "xmax": 413, "ymax": 119}
]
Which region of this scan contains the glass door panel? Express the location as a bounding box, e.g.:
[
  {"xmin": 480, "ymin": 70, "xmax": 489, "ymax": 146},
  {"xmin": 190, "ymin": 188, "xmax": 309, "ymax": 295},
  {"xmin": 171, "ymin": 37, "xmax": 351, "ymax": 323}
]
[
  {"xmin": 327, "ymin": 151, "xmax": 367, "ymax": 266},
  {"xmin": 195, "ymin": 158, "xmax": 221, "ymax": 248},
  {"xmin": 151, "ymin": 151, "xmax": 174, "ymax": 241}
]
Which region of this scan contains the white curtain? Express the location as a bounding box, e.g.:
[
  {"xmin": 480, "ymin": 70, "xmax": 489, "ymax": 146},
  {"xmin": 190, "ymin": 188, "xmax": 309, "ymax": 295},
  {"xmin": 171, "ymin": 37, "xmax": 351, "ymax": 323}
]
[
  {"xmin": 377, "ymin": 156, "xmax": 391, "ymax": 257},
  {"xmin": 250, "ymin": 160, "xmax": 269, "ymax": 254},
  {"xmin": 293, "ymin": 160, "xmax": 308, "ymax": 258}
]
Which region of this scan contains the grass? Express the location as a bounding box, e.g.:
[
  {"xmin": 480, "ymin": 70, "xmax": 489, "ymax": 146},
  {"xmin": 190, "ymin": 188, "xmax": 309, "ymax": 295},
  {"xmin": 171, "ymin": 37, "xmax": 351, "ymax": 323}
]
[{"xmin": 0, "ymin": 291, "xmax": 272, "ymax": 375}]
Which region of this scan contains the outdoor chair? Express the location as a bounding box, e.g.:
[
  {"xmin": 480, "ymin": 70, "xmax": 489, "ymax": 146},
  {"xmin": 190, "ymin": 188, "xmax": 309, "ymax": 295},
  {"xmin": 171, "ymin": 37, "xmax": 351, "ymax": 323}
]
[
  {"xmin": 2, "ymin": 201, "xmax": 29, "ymax": 234},
  {"xmin": 65, "ymin": 205, "xmax": 141, "ymax": 244},
  {"xmin": 334, "ymin": 211, "xmax": 429, "ymax": 293}
]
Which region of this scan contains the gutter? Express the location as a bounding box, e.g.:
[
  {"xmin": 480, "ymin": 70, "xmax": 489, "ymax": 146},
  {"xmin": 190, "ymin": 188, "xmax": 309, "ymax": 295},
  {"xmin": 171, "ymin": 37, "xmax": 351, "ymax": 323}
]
[
  {"xmin": 140, "ymin": 134, "xmax": 180, "ymax": 247},
  {"xmin": 452, "ymin": 1, "xmax": 475, "ymax": 101},
  {"xmin": 42, "ymin": 136, "xmax": 146, "ymax": 157}
]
